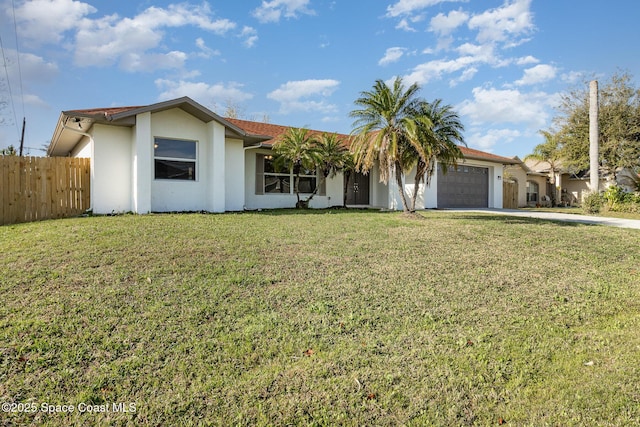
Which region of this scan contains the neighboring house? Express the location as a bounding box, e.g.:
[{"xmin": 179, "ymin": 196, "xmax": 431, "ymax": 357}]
[
  {"xmin": 48, "ymin": 97, "xmax": 517, "ymax": 214},
  {"xmin": 508, "ymin": 158, "xmax": 623, "ymax": 207},
  {"xmin": 504, "ymin": 157, "xmax": 549, "ymax": 207}
]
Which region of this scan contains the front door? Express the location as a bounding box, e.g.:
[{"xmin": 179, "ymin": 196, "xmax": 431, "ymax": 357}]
[{"xmin": 346, "ymin": 172, "xmax": 370, "ymax": 205}]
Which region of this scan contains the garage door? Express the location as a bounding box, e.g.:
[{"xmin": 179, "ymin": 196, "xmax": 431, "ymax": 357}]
[{"xmin": 437, "ymin": 164, "xmax": 489, "ymax": 208}]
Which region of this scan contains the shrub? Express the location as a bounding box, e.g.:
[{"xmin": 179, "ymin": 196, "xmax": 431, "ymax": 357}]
[
  {"xmin": 582, "ymin": 191, "xmax": 603, "ymax": 214},
  {"xmin": 602, "ymin": 185, "xmax": 640, "ymax": 212}
]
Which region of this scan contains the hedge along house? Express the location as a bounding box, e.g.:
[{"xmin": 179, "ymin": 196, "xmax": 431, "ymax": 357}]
[{"xmin": 48, "ymin": 96, "xmax": 517, "ymax": 214}]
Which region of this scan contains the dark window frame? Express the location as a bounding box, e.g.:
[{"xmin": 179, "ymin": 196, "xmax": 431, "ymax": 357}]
[{"xmin": 154, "ymin": 137, "xmax": 197, "ymax": 181}]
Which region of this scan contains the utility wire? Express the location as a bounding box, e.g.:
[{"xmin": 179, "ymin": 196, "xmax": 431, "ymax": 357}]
[
  {"xmin": 0, "ymin": 32, "xmax": 20, "ymax": 138},
  {"xmin": 11, "ymin": 0, "xmax": 25, "ymax": 119}
]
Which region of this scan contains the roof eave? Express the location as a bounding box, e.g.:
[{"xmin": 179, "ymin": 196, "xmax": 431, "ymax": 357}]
[{"xmin": 461, "ymin": 153, "xmax": 520, "ymax": 165}]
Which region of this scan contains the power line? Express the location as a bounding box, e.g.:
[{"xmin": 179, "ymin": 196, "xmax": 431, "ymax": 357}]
[
  {"xmin": 0, "ymin": 32, "xmax": 20, "ymax": 139},
  {"xmin": 10, "ymin": 0, "xmax": 25, "ymax": 119}
]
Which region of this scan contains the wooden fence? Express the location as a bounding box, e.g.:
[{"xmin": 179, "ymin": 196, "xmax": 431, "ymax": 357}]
[
  {"xmin": 1, "ymin": 156, "xmax": 90, "ymax": 226},
  {"xmin": 503, "ymin": 180, "xmax": 518, "ymax": 209}
]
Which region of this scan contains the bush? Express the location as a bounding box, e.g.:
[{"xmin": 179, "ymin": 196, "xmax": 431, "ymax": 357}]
[
  {"xmin": 582, "ymin": 191, "xmax": 603, "ymax": 214},
  {"xmin": 602, "ymin": 185, "xmax": 640, "ymax": 212}
]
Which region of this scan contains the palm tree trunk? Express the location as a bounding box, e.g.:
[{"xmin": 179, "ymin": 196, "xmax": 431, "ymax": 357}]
[
  {"xmin": 394, "ymin": 161, "xmax": 410, "ymax": 213},
  {"xmin": 303, "ymin": 173, "xmax": 327, "ymax": 204},
  {"xmin": 294, "ymin": 174, "xmax": 302, "ymax": 207},
  {"xmin": 343, "ymin": 170, "xmax": 351, "ymax": 208},
  {"xmin": 411, "ymin": 160, "xmax": 426, "ymax": 213}
]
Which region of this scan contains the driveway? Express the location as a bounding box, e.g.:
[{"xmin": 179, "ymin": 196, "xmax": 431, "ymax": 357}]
[{"xmin": 447, "ymin": 209, "xmax": 640, "ymax": 230}]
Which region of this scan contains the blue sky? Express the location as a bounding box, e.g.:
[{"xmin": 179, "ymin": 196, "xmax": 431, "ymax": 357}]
[{"xmin": 1, "ymin": 0, "xmax": 639, "ymax": 158}]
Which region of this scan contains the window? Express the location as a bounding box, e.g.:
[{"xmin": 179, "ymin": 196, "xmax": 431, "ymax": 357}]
[
  {"xmin": 255, "ymin": 154, "xmax": 322, "ymax": 195},
  {"xmin": 293, "ymin": 164, "xmax": 317, "ymax": 194},
  {"xmin": 526, "ymin": 180, "xmax": 539, "ymax": 203},
  {"xmin": 263, "ymin": 155, "xmax": 290, "ymax": 193},
  {"xmin": 154, "ymin": 138, "xmax": 196, "ymax": 180}
]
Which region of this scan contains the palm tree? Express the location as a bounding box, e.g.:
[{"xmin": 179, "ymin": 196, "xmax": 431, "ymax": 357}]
[
  {"xmin": 526, "ymin": 130, "xmax": 563, "ymax": 206},
  {"xmin": 342, "ymin": 153, "xmax": 356, "ymax": 208},
  {"xmin": 272, "ymin": 127, "xmax": 320, "ymax": 208},
  {"xmin": 305, "ymin": 132, "xmax": 351, "ymax": 204},
  {"xmin": 406, "ymin": 99, "xmax": 465, "ymax": 212},
  {"xmin": 349, "ymin": 77, "xmax": 426, "ymax": 213}
]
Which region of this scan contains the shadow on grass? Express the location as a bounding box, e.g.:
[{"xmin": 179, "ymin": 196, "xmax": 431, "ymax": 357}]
[{"xmin": 447, "ymin": 213, "xmax": 596, "ymax": 227}]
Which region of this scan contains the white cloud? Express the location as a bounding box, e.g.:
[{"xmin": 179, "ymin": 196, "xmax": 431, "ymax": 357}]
[
  {"xmin": 72, "ymin": 3, "xmax": 236, "ymax": 70},
  {"xmin": 467, "ymin": 128, "xmax": 521, "ymax": 151},
  {"xmin": 11, "ymin": 51, "xmax": 59, "ymax": 83},
  {"xmin": 22, "ymin": 93, "xmax": 49, "ymax": 108},
  {"xmin": 155, "ymin": 79, "xmax": 253, "ymax": 107},
  {"xmin": 561, "ymin": 70, "xmax": 584, "ymax": 84},
  {"xmin": 195, "ymin": 38, "xmax": 220, "ymax": 59},
  {"xmin": 449, "ymin": 67, "xmax": 477, "ymax": 87},
  {"xmin": 516, "ymin": 55, "xmax": 539, "ymax": 65},
  {"xmin": 240, "ymin": 26, "xmax": 258, "ymax": 48},
  {"xmin": 404, "ymin": 41, "xmax": 506, "ymax": 86},
  {"xmin": 455, "ymin": 42, "xmax": 501, "ymax": 64},
  {"xmin": 458, "ymin": 86, "xmax": 557, "ymax": 129},
  {"xmin": 429, "ymin": 9, "xmax": 469, "ymax": 36},
  {"xmin": 13, "ymin": 0, "xmax": 96, "ymax": 46},
  {"xmin": 515, "ymin": 64, "xmax": 557, "ymax": 86},
  {"xmin": 468, "ymin": 0, "xmax": 534, "ymax": 46},
  {"xmin": 267, "ymin": 79, "xmax": 340, "ymax": 114},
  {"xmin": 386, "ymin": 0, "xmax": 460, "ymax": 18},
  {"xmin": 121, "ymin": 51, "xmax": 188, "ymax": 73},
  {"xmin": 395, "ymin": 18, "xmax": 417, "ymax": 32},
  {"xmin": 404, "ymin": 56, "xmax": 476, "ymax": 86},
  {"xmin": 379, "ymin": 47, "xmax": 406, "ymax": 66},
  {"xmin": 252, "ymin": 0, "xmax": 315, "ymax": 23}
]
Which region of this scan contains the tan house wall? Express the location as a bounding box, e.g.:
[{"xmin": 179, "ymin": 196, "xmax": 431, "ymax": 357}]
[
  {"xmin": 526, "ymin": 175, "xmax": 548, "ymax": 206},
  {"xmin": 504, "ymin": 165, "xmax": 528, "ymax": 207}
]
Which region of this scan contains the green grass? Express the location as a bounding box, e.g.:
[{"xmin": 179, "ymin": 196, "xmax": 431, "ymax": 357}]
[{"xmin": 1, "ymin": 210, "xmax": 639, "ymax": 426}]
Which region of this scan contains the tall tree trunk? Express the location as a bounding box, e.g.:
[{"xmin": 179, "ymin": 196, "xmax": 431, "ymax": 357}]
[
  {"xmin": 549, "ymin": 167, "xmax": 557, "ymax": 207},
  {"xmin": 411, "ymin": 160, "xmax": 426, "ymax": 213},
  {"xmin": 589, "ymin": 80, "xmax": 599, "ymax": 193},
  {"xmin": 394, "ymin": 161, "xmax": 410, "ymax": 213},
  {"xmin": 294, "ymin": 173, "xmax": 301, "ymax": 208},
  {"xmin": 303, "ymin": 173, "xmax": 327, "ymax": 204},
  {"xmin": 343, "ymin": 170, "xmax": 351, "ymax": 208}
]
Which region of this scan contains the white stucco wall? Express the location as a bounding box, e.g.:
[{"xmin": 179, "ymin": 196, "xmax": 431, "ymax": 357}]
[
  {"xmin": 225, "ymin": 138, "xmax": 245, "ymax": 211},
  {"xmin": 369, "ymin": 163, "xmax": 388, "ymax": 209},
  {"xmin": 149, "ymin": 109, "xmax": 216, "ymax": 212},
  {"xmin": 244, "ymin": 148, "xmax": 340, "ymax": 210},
  {"xmin": 91, "ymin": 124, "xmax": 132, "ymax": 214}
]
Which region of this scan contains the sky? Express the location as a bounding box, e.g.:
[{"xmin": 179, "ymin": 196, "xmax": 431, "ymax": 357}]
[{"xmin": 1, "ymin": 0, "xmax": 639, "ymax": 158}]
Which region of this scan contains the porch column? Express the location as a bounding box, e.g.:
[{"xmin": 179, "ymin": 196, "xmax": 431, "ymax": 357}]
[{"xmin": 133, "ymin": 112, "xmax": 152, "ymax": 214}]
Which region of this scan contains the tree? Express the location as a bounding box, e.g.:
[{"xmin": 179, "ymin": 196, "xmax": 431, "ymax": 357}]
[
  {"xmin": 342, "ymin": 154, "xmax": 356, "ymax": 208},
  {"xmin": 272, "ymin": 128, "xmax": 351, "ymax": 208},
  {"xmin": 555, "ymin": 71, "xmax": 640, "ymax": 178},
  {"xmin": 272, "ymin": 127, "xmax": 320, "ymax": 208},
  {"xmin": 1, "ymin": 144, "xmax": 17, "ymax": 156},
  {"xmin": 349, "ymin": 77, "xmax": 426, "ymax": 213},
  {"xmin": 308, "ymin": 132, "xmax": 351, "ymax": 205},
  {"xmin": 406, "ymin": 99, "xmax": 465, "ymax": 212},
  {"xmin": 525, "ymin": 130, "xmax": 563, "ymax": 206}
]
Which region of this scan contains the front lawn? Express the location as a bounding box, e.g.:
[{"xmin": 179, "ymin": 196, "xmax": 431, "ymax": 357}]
[
  {"xmin": 521, "ymin": 206, "xmax": 640, "ymax": 220},
  {"xmin": 1, "ymin": 211, "xmax": 639, "ymax": 426}
]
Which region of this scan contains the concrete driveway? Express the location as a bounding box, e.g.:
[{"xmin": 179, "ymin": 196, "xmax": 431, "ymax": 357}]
[{"xmin": 447, "ymin": 209, "xmax": 640, "ymax": 230}]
